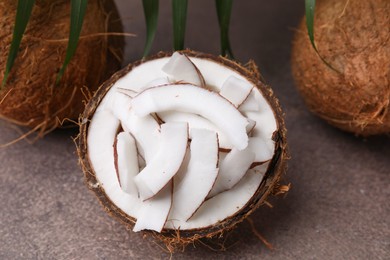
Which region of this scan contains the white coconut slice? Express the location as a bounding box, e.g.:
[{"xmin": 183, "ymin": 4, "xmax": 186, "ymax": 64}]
[
  {"xmin": 131, "ymin": 84, "xmax": 249, "ymax": 150},
  {"xmin": 219, "ymin": 75, "xmax": 254, "ymax": 107},
  {"xmin": 157, "ymin": 111, "xmax": 232, "ymax": 149},
  {"xmin": 244, "ymin": 111, "xmax": 277, "ymax": 142},
  {"xmin": 120, "ymin": 112, "xmax": 161, "ymax": 164},
  {"xmin": 134, "ymin": 122, "xmax": 188, "ymax": 201},
  {"xmin": 248, "ymin": 137, "xmax": 274, "ymax": 164},
  {"xmin": 208, "ymin": 147, "xmax": 255, "ymax": 198},
  {"xmin": 141, "ymin": 77, "xmax": 170, "ymax": 91},
  {"xmin": 105, "ymin": 91, "xmax": 161, "ymax": 163},
  {"xmin": 165, "ymin": 163, "xmax": 268, "ymax": 230},
  {"xmin": 168, "ymin": 129, "xmax": 219, "ymax": 223},
  {"xmin": 162, "ymin": 52, "xmax": 205, "ymax": 87},
  {"xmin": 87, "ymin": 110, "xmax": 143, "ymax": 217},
  {"xmin": 239, "ymin": 89, "xmax": 261, "ymax": 112},
  {"xmin": 114, "ymin": 132, "xmax": 139, "ymax": 196},
  {"xmin": 133, "ymin": 181, "xmax": 172, "ymax": 232}
]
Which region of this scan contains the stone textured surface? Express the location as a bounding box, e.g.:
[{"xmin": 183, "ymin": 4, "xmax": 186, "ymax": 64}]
[{"xmin": 1, "ymin": 0, "xmax": 389, "ymax": 259}]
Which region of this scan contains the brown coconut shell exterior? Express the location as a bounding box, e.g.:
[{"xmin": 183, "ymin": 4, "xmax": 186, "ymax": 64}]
[
  {"xmin": 0, "ymin": 0, "xmax": 123, "ymax": 133},
  {"xmin": 291, "ymin": 0, "xmax": 390, "ymax": 136},
  {"xmin": 78, "ymin": 50, "xmax": 288, "ymax": 252}
]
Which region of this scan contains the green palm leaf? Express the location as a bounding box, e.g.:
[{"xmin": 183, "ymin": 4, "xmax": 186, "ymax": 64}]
[
  {"xmin": 56, "ymin": 0, "xmax": 88, "ymax": 84},
  {"xmin": 142, "ymin": 0, "xmax": 159, "ymax": 57},
  {"xmin": 172, "ymin": 0, "xmax": 188, "ymax": 51},
  {"xmin": 216, "ymin": 0, "xmax": 234, "ymax": 59},
  {"xmin": 1, "ymin": 0, "xmax": 35, "ymax": 89},
  {"xmin": 305, "ymin": 0, "xmax": 338, "ymax": 71}
]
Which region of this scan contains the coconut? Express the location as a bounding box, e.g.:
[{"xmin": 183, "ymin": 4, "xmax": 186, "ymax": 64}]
[
  {"xmin": 291, "ymin": 0, "xmax": 390, "ymax": 136},
  {"xmin": 78, "ymin": 50, "xmax": 288, "ymax": 251},
  {"xmin": 0, "ymin": 0, "xmax": 123, "ymax": 134}
]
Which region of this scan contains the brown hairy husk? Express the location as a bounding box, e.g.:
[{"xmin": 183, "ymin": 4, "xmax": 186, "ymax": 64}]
[
  {"xmin": 0, "ymin": 0, "xmax": 123, "ymax": 135},
  {"xmin": 291, "ymin": 0, "xmax": 390, "ymax": 136},
  {"xmin": 77, "ymin": 50, "xmax": 289, "ymax": 252}
]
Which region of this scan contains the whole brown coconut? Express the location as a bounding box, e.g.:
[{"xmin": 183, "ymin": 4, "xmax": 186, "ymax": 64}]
[
  {"xmin": 0, "ymin": 0, "xmax": 123, "ymax": 134},
  {"xmin": 291, "ymin": 0, "xmax": 390, "ymax": 135},
  {"xmin": 78, "ymin": 50, "xmax": 289, "ymax": 252}
]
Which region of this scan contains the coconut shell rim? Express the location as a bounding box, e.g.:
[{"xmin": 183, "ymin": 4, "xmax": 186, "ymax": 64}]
[{"xmin": 77, "ymin": 50, "xmax": 289, "ymax": 247}]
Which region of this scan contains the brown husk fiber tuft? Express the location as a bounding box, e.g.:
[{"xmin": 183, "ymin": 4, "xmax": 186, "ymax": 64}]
[
  {"xmin": 77, "ymin": 50, "xmax": 289, "ymax": 252},
  {"xmin": 291, "ymin": 0, "xmax": 390, "ymax": 136},
  {"xmin": 0, "ymin": 0, "xmax": 123, "ymax": 134}
]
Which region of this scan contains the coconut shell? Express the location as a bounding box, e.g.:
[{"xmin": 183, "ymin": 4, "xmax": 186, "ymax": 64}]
[
  {"xmin": 77, "ymin": 50, "xmax": 289, "ymax": 252},
  {"xmin": 0, "ymin": 0, "xmax": 123, "ymax": 133},
  {"xmin": 291, "ymin": 0, "xmax": 390, "ymax": 136}
]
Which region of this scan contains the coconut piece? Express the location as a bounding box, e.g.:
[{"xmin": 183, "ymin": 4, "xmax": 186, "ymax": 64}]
[
  {"xmin": 219, "ymin": 75, "xmax": 254, "ymax": 107},
  {"xmin": 166, "ymin": 163, "xmax": 268, "ymax": 230},
  {"xmin": 244, "ymin": 111, "xmax": 278, "ymax": 143},
  {"xmin": 114, "ymin": 132, "xmax": 139, "ymax": 196},
  {"xmin": 134, "ymin": 122, "xmax": 188, "ymax": 201},
  {"xmin": 239, "ymin": 90, "xmax": 261, "ymax": 112},
  {"xmin": 133, "ymin": 182, "xmax": 173, "ymax": 232},
  {"xmin": 121, "ymin": 112, "xmax": 161, "ymax": 163},
  {"xmin": 208, "ymin": 147, "xmax": 255, "ymax": 198},
  {"xmin": 86, "ymin": 110, "xmax": 143, "ymax": 217},
  {"xmin": 141, "ymin": 77, "xmax": 170, "ymax": 91},
  {"xmin": 162, "ymin": 52, "xmax": 205, "ymax": 87},
  {"xmin": 157, "ymin": 111, "xmax": 232, "ymax": 149},
  {"xmin": 105, "ymin": 92, "xmax": 161, "ymax": 163},
  {"xmin": 131, "ymin": 84, "xmax": 249, "ymax": 150},
  {"xmin": 248, "ymin": 137, "xmax": 274, "ymax": 164},
  {"xmin": 169, "ymin": 129, "xmax": 219, "ymax": 223}
]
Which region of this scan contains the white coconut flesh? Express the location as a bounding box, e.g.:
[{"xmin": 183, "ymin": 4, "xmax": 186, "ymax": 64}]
[
  {"xmin": 133, "ymin": 181, "xmax": 173, "ymax": 232},
  {"xmin": 114, "ymin": 132, "xmax": 139, "ymax": 196},
  {"xmin": 239, "ymin": 90, "xmax": 261, "ymax": 112},
  {"xmin": 87, "ymin": 52, "xmax": 278, "ymax": 232},
  {"xmin": 131, "ymin": 84, "xmax": 249, "ymax": 151},
  {"xmin": 158, "ymin": 111, "xmax": 257, "ymax": 150},
  {"xmin": 208, "ymin": 147, "xmax": 256, "ymax": 198},
  {"xmin": 168, "ymin": 128, "xmax": 219, "ymax": 222},
  {"xmin": 162, "ymin": 52, "xmax": 205, "ymax": 87},
  {"xmin": 220, "ymin": 75, "xmax": 254, "ymax": 107},
  {"xmin": 134, "ymin": 122, "xmax": 188, "ymax": 201}
]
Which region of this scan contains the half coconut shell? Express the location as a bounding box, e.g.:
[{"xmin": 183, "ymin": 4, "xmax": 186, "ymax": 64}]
[{"xmin": 77, "ymin": 50, "xmax": 288, "ymax": 251}]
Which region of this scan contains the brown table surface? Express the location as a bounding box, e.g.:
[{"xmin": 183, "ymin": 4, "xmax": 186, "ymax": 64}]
[{"xmin": 1, "ymin": 1, "xmax": 389, "ymax": 259}]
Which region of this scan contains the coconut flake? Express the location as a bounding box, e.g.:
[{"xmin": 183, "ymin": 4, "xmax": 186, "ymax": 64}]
[
  {"xmin": 165, "ymin": 163, "xmax": 268, "ymax": 230},
  {"xmin": 162, "ymin": 52, "xmax": 205, "ymax": 87},
  {"xmin": 134, "ymin": 122, "xmax": 188, "ymax": 200},
  {"xmin": 208, "ymin": 147, "xmax": 255, "ymax": 198},
  {"xmin": 114, "ymin": 132, "xmax": 139, "ymax": 196},
  {"xmin": 239, "ymin": 89, "xmax": 261, "ymax": 112},
  {"xmin": 87, "ymin": 110, "xmax": 143, "ymax": 217},
  {"xmin": 157, "ymin": 111, "xmax": 233, "ymax": 150},
  {"xmin": 141, "ymin": 77, "xmax": 170, "ymax": 91},
  {"xmin": 168, "ymin": 129, "xmax": 219, "ymax": 223},
  {"xmin": 131, "ymin": 84, "xmax": 249, "ymax": 150},
  {"xmin": 133, "ymin": 182, "xmax": 172, "ymax": 232},
  {"xmin": 220, "ymin": 75, "xmax": 254, "ymax": 107},
  {"xmin": 105, "ymin": 91, "xmax": 161, "ymax": 163},
  {"xmin": 248, "ymin": 137, "xmax": 274, "ymax": 163},
  {"xmin": 120, "ymin": 111, "xmax": 161, "ymax": 163}
]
